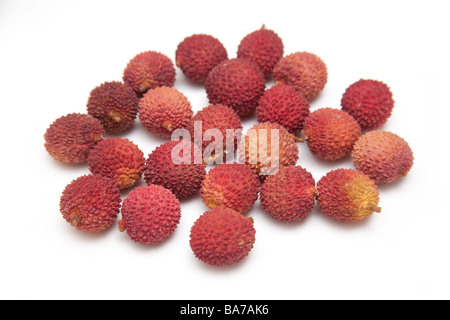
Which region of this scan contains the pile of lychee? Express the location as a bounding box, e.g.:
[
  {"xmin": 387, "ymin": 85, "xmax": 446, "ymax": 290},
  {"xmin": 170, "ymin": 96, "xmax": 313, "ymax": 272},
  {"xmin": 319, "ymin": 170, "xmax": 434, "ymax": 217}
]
[{"xmin": 44, "ymin": 25, "xmax": 414, "ymax": 267}]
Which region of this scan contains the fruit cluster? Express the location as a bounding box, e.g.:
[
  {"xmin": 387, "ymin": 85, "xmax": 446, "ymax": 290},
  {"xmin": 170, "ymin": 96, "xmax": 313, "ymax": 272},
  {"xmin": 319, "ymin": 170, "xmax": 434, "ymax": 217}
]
[{"xmin": 44, "ymin": 25, "xmax": 414, "ymax": 267}]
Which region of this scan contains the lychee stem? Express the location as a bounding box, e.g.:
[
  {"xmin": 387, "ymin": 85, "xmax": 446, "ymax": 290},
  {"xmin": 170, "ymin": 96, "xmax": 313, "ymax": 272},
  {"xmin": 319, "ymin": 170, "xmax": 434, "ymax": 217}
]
[
  {"xmin": 92, "ymin": 133, "xmax": 104, "ymax": 142},
  {"xmin": 138, "ymin": 79, "xmax": 153, "ymax": 93},
  {"xmin": 162, "ymin": 120, "xmax": 174, "ymax": 132},
  {"xmin": 108, "ymin": 110, "xmax": 122, "ymax": 123},
  {"xmin": 203, "ymin": 151, "xmax": 229, "ymax": 165},
  {"xmin": 312, "ymin": 188, "xmax": 319, "ymax": 197},
  {"xmin": 289, "ymin": 134, "xmax": 304, "ymax": 143},
  {"xmin": 207, "ymin": 199, "xmax": 217, "ymax": 208},
  {"xmin": 118, "ymin": 219, "xmax": 126, "ymax": 232},
  {"xmin": 69, "ymin": 209, "xmax": 81, "ymax": 227},
  {"xmin": 371, "ymin": 205, "xmax": 382, "ymax": 213}
]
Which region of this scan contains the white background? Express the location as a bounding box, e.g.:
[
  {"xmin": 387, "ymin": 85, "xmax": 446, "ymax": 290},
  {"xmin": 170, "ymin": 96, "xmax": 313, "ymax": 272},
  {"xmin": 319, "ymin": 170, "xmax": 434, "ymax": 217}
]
[{"xmin": 1, "ymin": 0, "xmax": 449, "ymax": 300}]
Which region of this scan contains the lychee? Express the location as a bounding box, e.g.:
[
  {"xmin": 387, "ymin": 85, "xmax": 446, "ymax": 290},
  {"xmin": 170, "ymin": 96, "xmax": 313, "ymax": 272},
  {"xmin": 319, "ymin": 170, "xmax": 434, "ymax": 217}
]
[
  {"xmin": 60, "ymin": 174, "xmax": 121, "ymax": 232},
  {"xmin": 341, "ymin": 79, "xmax": 394, "ymax": 131},
  {"xmin": 87, "ymin": 81, "xmax": 139, "ymax": 133},
  {"xmin": 176, "ymin": 34, "xmax": 228, "ymax": 82},
  {"xmin": 273, "ymin": 51, "xmax": 328, "ymax": 100},
  {"xmin": 260, "ymin": 166, "xmax": 317, "ymax": 222},
  {"xmin": 44, "ymin": 113, "xmax": 105, "ymax": 164},
  {"xmin": 317, "ymin": 168, "xmax": 381, "ymax": 223},
  {"xmin": 143, "ymin": 140, "xmax": 206, "ymax": 199},
  {"xmin": 201, "ymin": 163, "xmax": 260, "ymax": 214},
  {"xmin": 238, "ymin": 122, "xmax": 300, "ymax": 179},
  {"xmin": 303, "ymin": 108, "xmax": 361, "ymax": 160},
  {"xmin": 237, "ymin": 25, "xmax": 284, "ymax": 77},
  {"xmin": 139, "ymin": 86, "xmax": 193, "ymax": 138},
  {"xmin": 123, "ymin": 51, "xmax": 175, "ymax": 95},
  {"xmin": 352, "ymin": 130, "xmax": 414, "ymax": 184},
  {"xmin": 88, "ymin": 137, "xmax": 145, "ymax": 190},
  {"xmin": 119, "ymin": 185, "xmax": 181, "ymax": 245},
  {"xmin": 205, "ymin": 58, "xmax": 266, "ymax": 117},
  {"xmin": 186, "ymin": 104, "xmax": 242, "ymax": 162},
  {"xmin": 190, "ymin": 207, "xmax": 256, "ymax": 266},
  {"xmin": 256, "ymin": 84, "xmax": 310, "ymax": 135}
]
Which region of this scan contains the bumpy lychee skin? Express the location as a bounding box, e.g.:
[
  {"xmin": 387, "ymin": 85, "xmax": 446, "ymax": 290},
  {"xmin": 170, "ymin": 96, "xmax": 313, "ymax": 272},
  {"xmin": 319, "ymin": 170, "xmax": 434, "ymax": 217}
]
[
  {"xmin": 260, "ymin": 166, "xmax": 317, "ymax": 222},
  {"xmin": 237, "ymin": 25, "xmax": 284, "ymax": 77},
  {"xmin": 139, "ymin": 86, "xmax": 193, "ymax": 138},
  {"xmin": 143, "ymin": 140, "xmax": 206, "ymax": 199},
  {"xmin": 205, "ymin": 58, "xmax": 266, "ymax": 117},
  {"xmin": 256, "ymin": 84, "xmax": 310, "ymax": 134},
  {"xmin": 352, "ymin": 130, "xmax": 414, "ymax": 184},
  {"xmin": 273, "ymin": 52, "xmax": 328, "ymax": 100},
  {"xmin": 190, "ymin": 207, "xmax": 256, "ymax": 266},
  {"xmin": 87, "ymin": 81, "xmax": 139, "ymax": 133},
  {"xmin": 60, "ymin": 174, "xmax": 121, "ymax": 232},
  {"xmin": 238, "ymin": 122, "xmax": 300, "ymax": 179},
  {"xmin": 186, "ymin": 104, "xmax": 242, "ymax": 162},
  {"xmin": 176, "ymin": 34, "xmax": 228, "ymax": 83},
  {"xmin": 303, "ymin": 108, "xmax": 361, "ymax": 160},
  {"xmin": 44, "ymin": 113, "xmax": 105, "ymax": 164},
  {"xmin": 88, "ymin": 137, "xmax": 145, "ymax": 190},
  {"xmin": 201, "ymin": 163, "xmax": 260, "ymax": 214},
  {"xmin": 119, "ymin": 185, "xmax": 181, "ymax": 245},
  {"xmin": 341, "ymin": 79, "xmax": 394, "ymax": 131},
  {"xmin": 123, "ymin": 51, "xmax": 176, "ymax": 95},
  {"xmin": 317, "ymin": 168, "xmax": 381, "ymax": 223}
]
